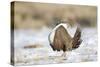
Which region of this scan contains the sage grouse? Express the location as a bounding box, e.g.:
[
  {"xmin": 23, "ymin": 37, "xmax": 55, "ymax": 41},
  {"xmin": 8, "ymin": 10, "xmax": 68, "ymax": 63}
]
[{"xmin": 48, "ymin": 22, "xmax": 82, "ymax": 57}]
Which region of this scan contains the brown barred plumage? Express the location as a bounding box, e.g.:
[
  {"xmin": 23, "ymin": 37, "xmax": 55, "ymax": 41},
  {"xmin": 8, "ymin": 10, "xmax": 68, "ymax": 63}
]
[{"xmin": 49, "ymin": 24, "xmax": 82, "ymax": 56}]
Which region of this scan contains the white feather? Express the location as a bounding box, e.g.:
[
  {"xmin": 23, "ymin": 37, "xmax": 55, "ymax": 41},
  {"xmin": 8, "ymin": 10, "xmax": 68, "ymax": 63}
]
[{"xmin": 49, "ymin": 23, "xmax": 77, "ymax": 44}]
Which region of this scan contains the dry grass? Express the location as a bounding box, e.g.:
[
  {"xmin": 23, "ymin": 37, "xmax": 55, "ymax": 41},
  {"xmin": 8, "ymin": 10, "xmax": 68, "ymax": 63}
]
[
  {"xmin": 23, "ymin": 44, "xmax": 43, "ymax": 49},
  {"xmin": 11, "ymin": 1, "xmax": 97, "ymax": 29}
]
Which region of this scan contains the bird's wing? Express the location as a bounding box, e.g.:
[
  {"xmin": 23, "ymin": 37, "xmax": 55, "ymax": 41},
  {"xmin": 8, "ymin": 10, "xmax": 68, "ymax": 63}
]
[
  {"xmin": 52, "ymin": 25, "xmax": 72, "ymax": 51},
  {"xmin": 72, "ymin": 27, "xmax": 82, "ymax": 49}
]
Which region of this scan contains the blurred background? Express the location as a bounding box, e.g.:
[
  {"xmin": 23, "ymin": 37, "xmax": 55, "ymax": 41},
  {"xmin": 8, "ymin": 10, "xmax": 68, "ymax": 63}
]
[{"xmin": 12, "ymin": 1, "xmax": 97, "ymax": 30}]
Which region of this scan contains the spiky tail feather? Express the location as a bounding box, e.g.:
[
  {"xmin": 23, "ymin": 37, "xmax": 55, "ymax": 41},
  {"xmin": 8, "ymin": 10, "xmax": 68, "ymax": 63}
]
[{"xmin": 72, "ymin": 27, "xmax": 82, "ymax": 49}]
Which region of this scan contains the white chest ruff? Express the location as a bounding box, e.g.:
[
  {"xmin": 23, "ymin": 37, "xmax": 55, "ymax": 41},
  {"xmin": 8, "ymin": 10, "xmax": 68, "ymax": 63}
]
[{"xmin": 49, "ymin": 23, "xmax": 77, "ymax": 43}]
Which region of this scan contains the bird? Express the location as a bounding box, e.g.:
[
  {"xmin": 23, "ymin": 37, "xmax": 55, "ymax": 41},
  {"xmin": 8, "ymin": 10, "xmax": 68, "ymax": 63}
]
[{"xmin": 48, "ymin": 21, "xmax": 82, "ymax": 57}]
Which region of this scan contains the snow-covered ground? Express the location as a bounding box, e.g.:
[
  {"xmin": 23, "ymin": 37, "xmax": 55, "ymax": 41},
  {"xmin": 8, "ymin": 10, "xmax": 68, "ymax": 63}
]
[{"xmin": 14, "ymin": 27, "xmax": 98, "ymax": 65}]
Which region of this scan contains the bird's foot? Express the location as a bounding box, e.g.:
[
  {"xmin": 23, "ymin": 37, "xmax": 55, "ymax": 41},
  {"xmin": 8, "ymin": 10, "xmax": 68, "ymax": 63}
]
[
  {"xmin": 61, "ymin": 52, "xmax": 67, "ymax": 60},
  {"xmin": 61, "ymin": 52, "xmax": 66, "ymax": 57}
]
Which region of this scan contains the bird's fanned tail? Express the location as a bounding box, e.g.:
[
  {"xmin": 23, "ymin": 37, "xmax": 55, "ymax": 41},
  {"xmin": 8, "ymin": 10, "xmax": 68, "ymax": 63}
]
[{"xmin": 72, "ymin": 27, "xmax": 82, "ymax": 49}]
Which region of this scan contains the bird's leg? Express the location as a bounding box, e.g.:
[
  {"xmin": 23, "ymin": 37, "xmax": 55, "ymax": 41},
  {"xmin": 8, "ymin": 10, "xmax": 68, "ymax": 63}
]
[
  {"xmin": 61, "ymin": 52, "xmax": 66, "ymax": 57},
  {"xmin": 61, "ymin": 52, "xmax": 68, "ymax": 60}
]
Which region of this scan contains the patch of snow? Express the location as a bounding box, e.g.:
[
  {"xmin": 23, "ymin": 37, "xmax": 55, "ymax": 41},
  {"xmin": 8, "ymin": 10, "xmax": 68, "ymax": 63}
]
[{"xmin": 14, "ymin": 27, "xmax": 98, "ymax": 65}]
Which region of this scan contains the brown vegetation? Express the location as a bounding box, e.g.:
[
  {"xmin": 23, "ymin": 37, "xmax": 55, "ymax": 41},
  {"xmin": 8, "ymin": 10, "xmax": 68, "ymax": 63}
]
[
  {"xmin": 11, "ymin": 1, "xmax": 97, "ymax": 29},
  {"xmin": 23, "ymin": 44, "xmax": 43, "ymax": 49}
]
